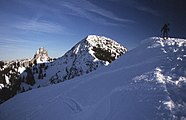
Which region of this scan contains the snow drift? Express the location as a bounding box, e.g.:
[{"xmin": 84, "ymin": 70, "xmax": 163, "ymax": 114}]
[{"xmin": 0, "ymin": 37, "xmax": 185, "ymax": 120}]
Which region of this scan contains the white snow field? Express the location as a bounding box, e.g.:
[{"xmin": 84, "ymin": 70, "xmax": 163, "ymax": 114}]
[{"xmin": 0, "ymin": 37, "xmax": 186, "ymax": 120}]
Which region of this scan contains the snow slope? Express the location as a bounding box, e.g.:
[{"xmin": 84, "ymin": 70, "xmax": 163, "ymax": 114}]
[{"xmin": 0, "ymin": 37, "xmax": 185, "ymax": 120}]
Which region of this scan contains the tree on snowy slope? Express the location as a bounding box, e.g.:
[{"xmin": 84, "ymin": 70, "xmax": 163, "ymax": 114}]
[
  {"xmin": 0, "ymin": 61, "xmax": 22, "ymax": 103},
  {"xmin": 38, "ymin": 63, "xmax": 47, "ymax": 79},
  {"xmin": 0, "ymin": 87, "xmax": 11, "ymax": 103},
  {"xmin": 0, "ymin": 61, "xmax": 4, "ymax": 69},
  {"xmin": 25, "ymin": 67, "xmax": 35, "ymax": 86}
]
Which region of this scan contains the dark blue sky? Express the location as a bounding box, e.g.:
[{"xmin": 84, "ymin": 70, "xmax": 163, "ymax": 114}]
[{"xmin": 0, "ymin": 0, "xmax": 186, "ymax": 60}]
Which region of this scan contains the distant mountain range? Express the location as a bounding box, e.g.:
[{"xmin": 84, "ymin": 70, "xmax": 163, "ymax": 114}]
[{"xmin": 0, "ymin": 35, "xmax": 127, "ymax": 103}]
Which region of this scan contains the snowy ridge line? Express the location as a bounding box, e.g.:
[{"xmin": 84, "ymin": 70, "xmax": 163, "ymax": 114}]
[
  {"xmin": 145, "ymin": 38, "xmax": 185, "ymax": 118},
  {"xmin": 142, "ymin": 37, "xmax": 186, "ymax": 42},
  {"xmin": 164, "ymin": 42, "xmax": 185, "ymax": 116},
  {"xmin": 0, "ymin": 37, "xmax": 185, "ymax": 120}
]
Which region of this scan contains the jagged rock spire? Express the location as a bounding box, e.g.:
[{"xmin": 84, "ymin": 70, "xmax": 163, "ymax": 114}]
[{"xmin": 33, "ymin": 47, "xmax": 50, "ymax": 64}]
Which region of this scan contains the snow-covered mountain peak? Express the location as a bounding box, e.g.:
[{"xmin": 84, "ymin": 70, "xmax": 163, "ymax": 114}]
[
  {"xmin": 49, "ymin": 35, "xmax": 127, "ymax": 83},
  {"xmin": 33, "ymin": 47, "xmax": 50, "ymax": 64},
  {"xmin": 61, "ymin": 35, "xmax": 127, "ymax": 66},
  {"xmin": 85, "ymin": 35, "xmax": 126, "ymax": 51},
  {"xmin": 82, "ymin": 35, "xmax": 127, "ymax": 63}
]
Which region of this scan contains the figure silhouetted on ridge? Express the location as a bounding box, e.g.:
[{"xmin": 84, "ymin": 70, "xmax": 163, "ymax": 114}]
[{"xmin": 161, "ymin": 23, "xmax": 170, "ymax": 39}]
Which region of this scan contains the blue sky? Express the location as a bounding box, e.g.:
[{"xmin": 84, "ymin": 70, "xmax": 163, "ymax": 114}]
[{"xmin": 0, "ymin": 0, "xmax": 186, "ymax": 60}]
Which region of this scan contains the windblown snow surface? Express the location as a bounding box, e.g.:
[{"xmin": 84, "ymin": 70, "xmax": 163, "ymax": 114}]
[{"xmin": 0, "ymin": 37, "xmax": 186, "ymax": 120}]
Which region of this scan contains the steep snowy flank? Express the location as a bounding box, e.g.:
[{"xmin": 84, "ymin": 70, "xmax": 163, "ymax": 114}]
[
  {"xmin": 48, "ymin": 35, "xmax": 127, "ymax": 83},
  {"xmin": 0, "ymin": 37, "xmax": 185, "ymax": 120},
  {"xmin": 0, "ymin": 35, "xmax": 127, "ymax": 103}
]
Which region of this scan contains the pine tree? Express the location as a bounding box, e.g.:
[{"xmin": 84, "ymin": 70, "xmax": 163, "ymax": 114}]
[
  {"xmin": 34, "ymin": 59, "xmax": 37, "ymax": 66},
  {"xmin": 26, "ymin": 68, "xmax": 35, "ymax": 86},
  {"xmin": 22, "ymin": 87, "xmax": 25, "ymax": 92}
]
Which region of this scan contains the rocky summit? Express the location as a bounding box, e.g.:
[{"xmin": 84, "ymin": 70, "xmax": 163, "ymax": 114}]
[{"xmin": 33, "ymin": 47, "xmax": 51, "ymax": 64}]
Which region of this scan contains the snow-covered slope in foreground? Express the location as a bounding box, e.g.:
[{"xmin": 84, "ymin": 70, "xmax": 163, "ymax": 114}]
[{"xmin": 0, "ymin": 37, "xmax": 186, "ymax": 120}]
